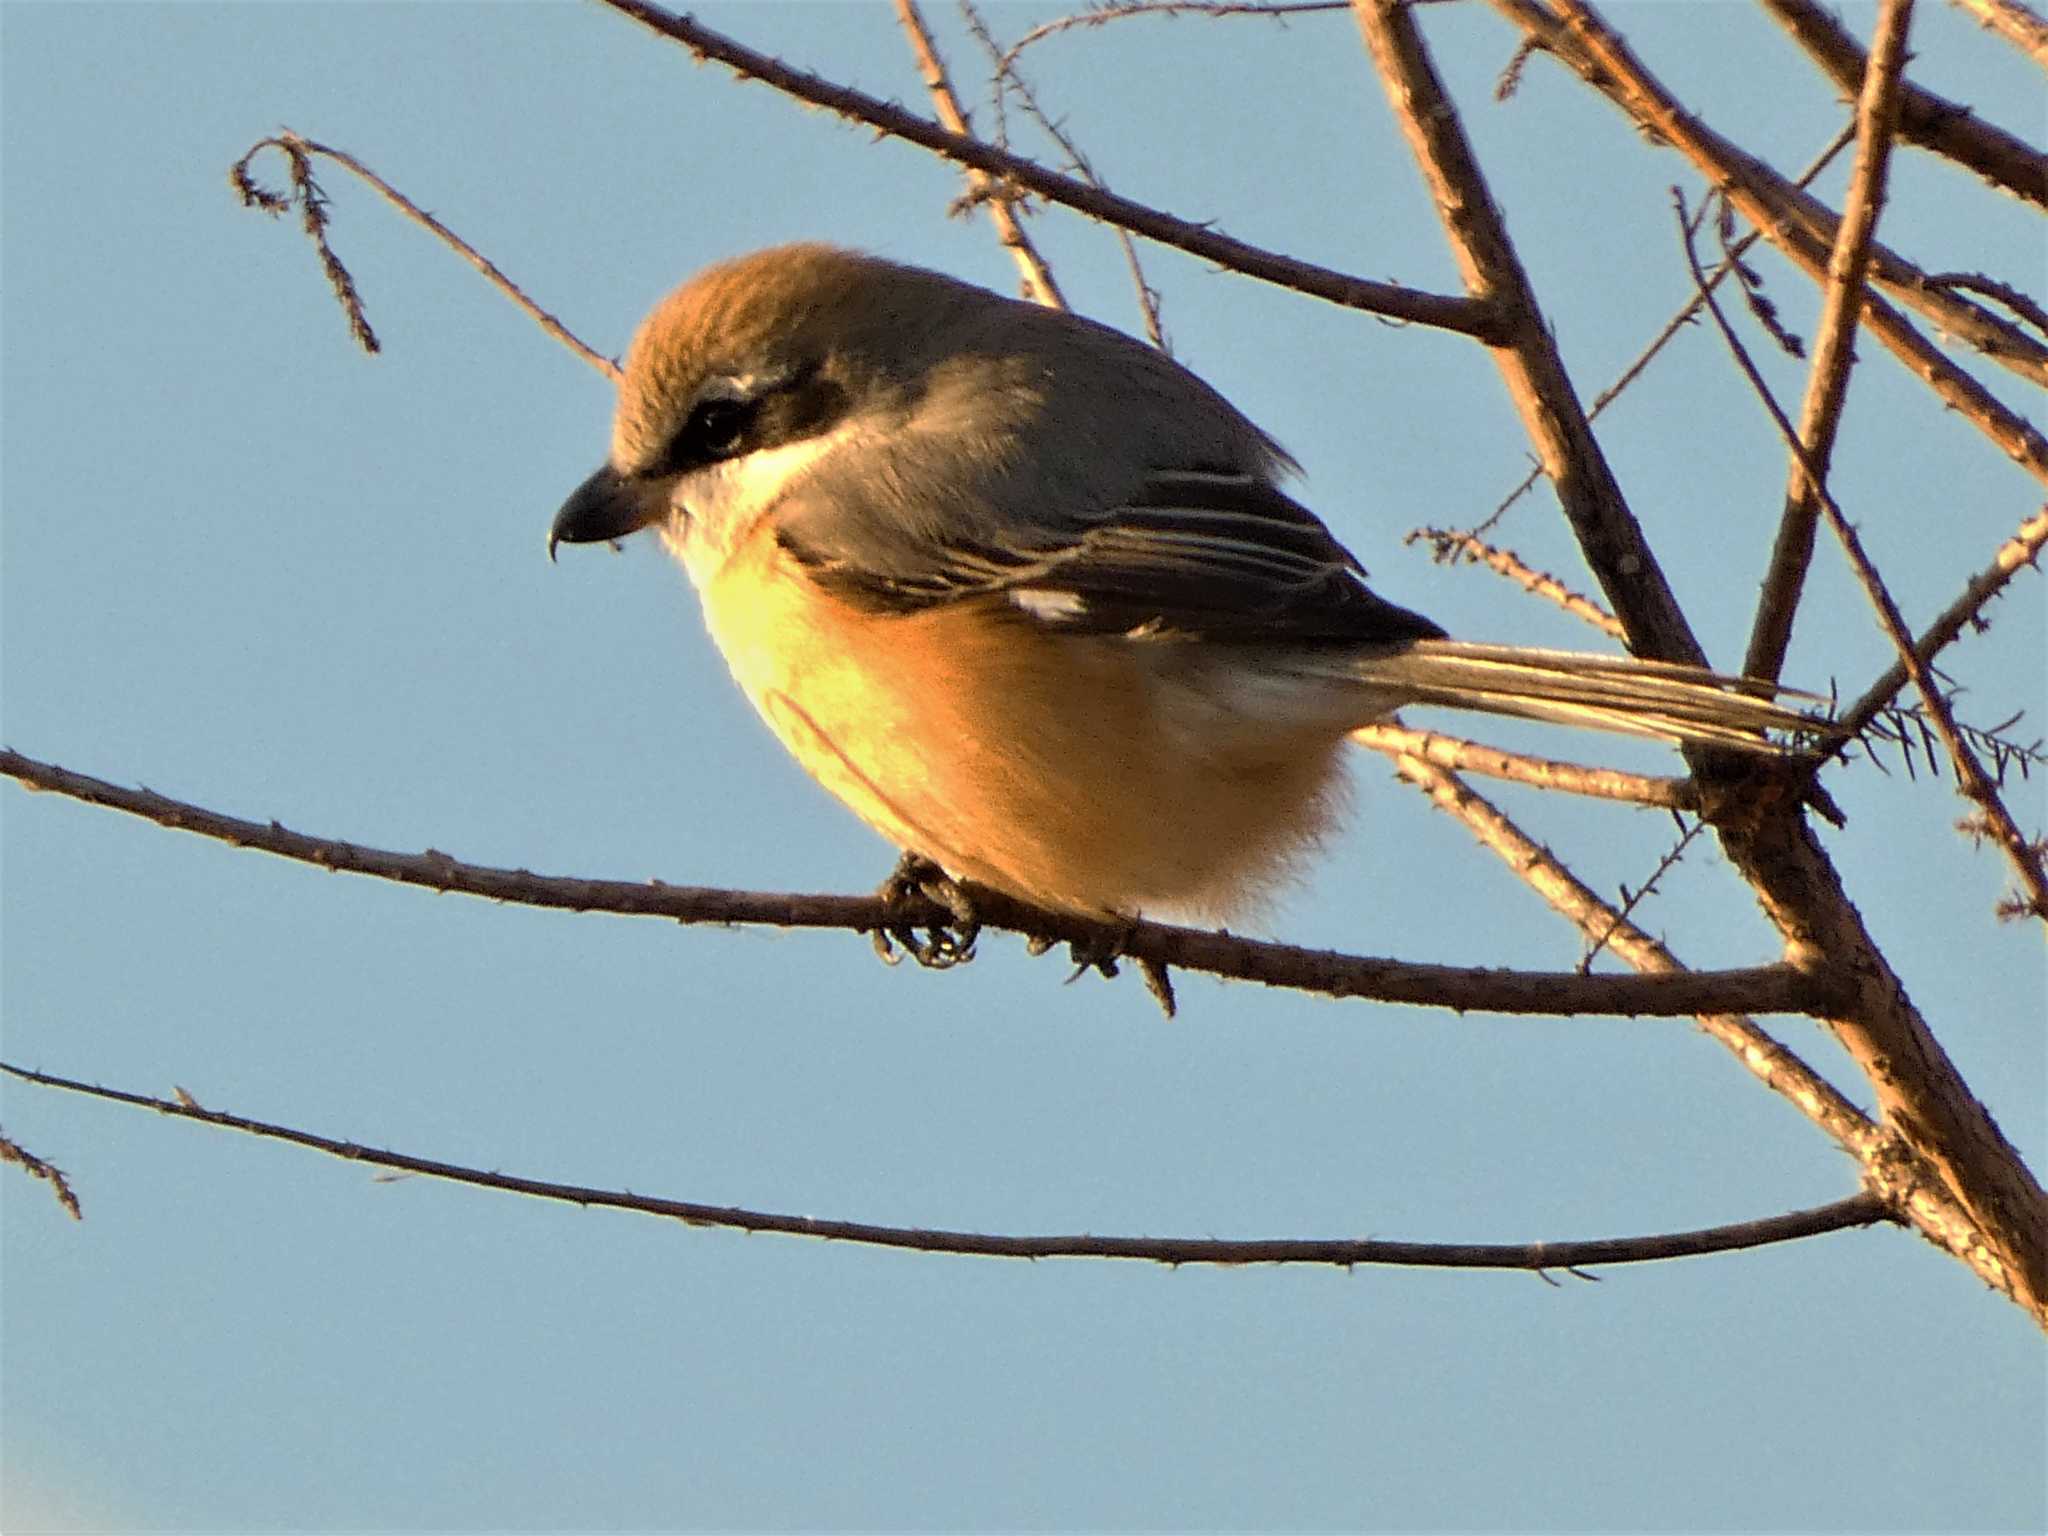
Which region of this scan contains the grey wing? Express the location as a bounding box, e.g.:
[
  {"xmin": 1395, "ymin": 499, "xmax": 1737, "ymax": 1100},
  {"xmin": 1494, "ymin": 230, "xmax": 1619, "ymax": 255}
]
[{"xmin": 781, "ymin": 465, "xmax": 1446, "ymax": 648}]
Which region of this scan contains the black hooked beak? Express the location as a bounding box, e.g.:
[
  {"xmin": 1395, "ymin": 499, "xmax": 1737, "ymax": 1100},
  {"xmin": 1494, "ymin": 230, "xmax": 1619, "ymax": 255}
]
[{"xmin": 548, "ymin": 464, "xmax": 668, "ymax": 562}]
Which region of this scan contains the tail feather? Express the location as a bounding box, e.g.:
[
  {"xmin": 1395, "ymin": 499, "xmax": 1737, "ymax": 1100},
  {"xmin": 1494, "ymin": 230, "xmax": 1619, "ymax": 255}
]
[{"xmin": 1342, "ymin": 640, "xmax": 1833, "ymax": 753}]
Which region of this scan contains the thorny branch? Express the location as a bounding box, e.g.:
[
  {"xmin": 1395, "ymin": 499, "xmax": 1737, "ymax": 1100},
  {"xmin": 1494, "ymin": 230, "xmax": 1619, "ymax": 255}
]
[
  {"xmin": 232, "ymin": 131, "xmax": 616, "ymax": 381},
  {"xmin": 1406, "ymin": 527, "xmax": 1625, "ymax": 639},
  {"xmin": 1488, "ymin": 0, "xmax": 2048, "ymax": 485},
  {"xmin": 1758, "ymin": 0, "xmax": 2048, "ymax": 210},
  {"xmin": 0, "ymin": 1063, "xmax": 1896, "ymax": 1271},
  {"xmin": 0, "ymin": 748, "xmax": 1844, "ymax": 1020},
  {"xmin": 1350, "ymin": 0, "xmax": 2045, "ymax": 1317},
  {"xmin": 590, "ymin": 0, "xmax": 1510, "ymax": 339},
  {"xmin": 893, "ymin": 0, "xmax": 1068, "ymax": 309},
  {"xmin": 1381, "ymin": 746, "xmax": 2014, "ymax": 1299},
  {"xmin": 963, "ymin": 1, "xmax": 1170, "ymax": 347},
  {"xmin": 1743, "ymin": 0, "xmax": 1915, "ymax": 685},
  {"xmin": 1676, "ymin": 193, "xmax": 2048, "ymax": 926},
  {"xmin": 1470, "ymin": 124, "xmax": 1857, "ymax": 534}
]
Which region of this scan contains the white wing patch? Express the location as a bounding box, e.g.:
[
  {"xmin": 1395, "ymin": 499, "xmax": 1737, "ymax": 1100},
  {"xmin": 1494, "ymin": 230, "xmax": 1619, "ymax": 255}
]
[{"xmin": 1009, "ymin": 588, "xmax": 1090, "ymax": 623}]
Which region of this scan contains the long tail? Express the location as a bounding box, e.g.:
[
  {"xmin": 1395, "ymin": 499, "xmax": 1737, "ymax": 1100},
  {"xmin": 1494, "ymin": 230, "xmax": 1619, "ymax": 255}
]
[{"xmin": 1345, "ymin": 640, "xmax": 1833, "ymax": 753}]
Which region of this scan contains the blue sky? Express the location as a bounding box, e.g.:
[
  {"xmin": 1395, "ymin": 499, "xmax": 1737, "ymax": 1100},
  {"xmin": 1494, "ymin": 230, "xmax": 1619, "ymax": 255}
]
[{"xmin": 3, "ymin": 2, "xmax": 2043, "ymax": 1530}]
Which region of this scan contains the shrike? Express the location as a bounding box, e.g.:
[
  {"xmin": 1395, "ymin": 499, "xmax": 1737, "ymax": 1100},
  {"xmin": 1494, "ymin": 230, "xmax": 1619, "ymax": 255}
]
[{"xmin": 552, "ymin": 244, "xmax": 1817, "ymax": 923}]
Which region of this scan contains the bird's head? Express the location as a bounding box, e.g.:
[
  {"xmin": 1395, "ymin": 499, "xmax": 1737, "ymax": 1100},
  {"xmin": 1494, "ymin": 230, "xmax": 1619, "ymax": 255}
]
[{"xmin": 548, "ymin": 243, "xmax": 1000, "ymax": 567}]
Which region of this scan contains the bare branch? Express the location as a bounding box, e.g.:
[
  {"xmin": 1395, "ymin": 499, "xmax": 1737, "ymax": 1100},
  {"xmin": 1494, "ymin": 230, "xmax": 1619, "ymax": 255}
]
[
  {"xmin": 1676, "ymin": 193, "xmax": 2048, "ymax": 925},
  {"xmin": 1384, "ymin": 745, "xmax": 2030, "ymax": 1309},
  {"xmin": 963, "ymin": 3, "xmax": 1170, "ymax": 347},
  {"xmin": 1924, "ymin": 271, "xmax": 2048, "ymax": 340},
  {"xmin": 1949, "ymin": 0, "xmax": 2048, "ymax": 64},
  {"xmin": 232, "ymin": 132, "xmax": 617, "ymax": 381},
  {"xmin": 1352, "ymin": 724, "xmax": 1695, "ymax": 807},
  {"xmin": 1836, "ymin": 502, "xmax": 2048, "ymax": 741},
  {"xmin": 1407, "ymin": 527, "xmax": 1626, "ymax": 638},
  {"xmin": 1579, "ymin": 815, "xmax": 1711, "ymax": 971},
  {"xmin": 1746, "ymin": 0, "xmax": 1917, "ymax": 683},
  {"xmin": 229, "ymin": 135, "xmax": 378, "ymax": 355},
  {"xmin": 893, "ymin": 0, "xmax": 1068, "ymax": 308},
  {"xmin": 1758, "ymin": 0, "xmax": 2048, "ymax": 209},
  {"xmin": 1000, "ymin": 0, "xmax": 1348, "ymax": 75},
  {"xmin": 1533, "ymin": 0, "xmax": 2048, "ymax": 389},
  {"xmin": 0, "ymin": 747, "xmax": 1848, "ymax": 1019},
  {"xmin": 0, "ymin": 1062, "xmax": 1897, "ymax": 1271},
  {"xmin": 1475, "ymin": 125, "xmax": 1857, "ymax": 535},
  {"xmin": 588, "ymin": 0, "xmax": 1508, "ymax": 339},
  {"xmin": 1349, "ymin": 0, "xmax": 1705, "ymax": 667},
  {"xmin": 1490, "ymin": 0, "xmax": 2048, "ymax": 483}
]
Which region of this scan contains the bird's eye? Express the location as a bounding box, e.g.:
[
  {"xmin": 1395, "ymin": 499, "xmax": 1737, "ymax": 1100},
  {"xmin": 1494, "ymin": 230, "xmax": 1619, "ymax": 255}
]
[{"xmin": 689, "ymin": 397, "xmax": 751, "ymax": 458}]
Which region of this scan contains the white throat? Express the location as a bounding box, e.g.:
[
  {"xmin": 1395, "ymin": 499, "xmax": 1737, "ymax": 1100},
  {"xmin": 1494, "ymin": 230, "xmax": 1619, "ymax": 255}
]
[{"xmin": 659, "ymin": 428, "xmax": 848, "ymax": 590}]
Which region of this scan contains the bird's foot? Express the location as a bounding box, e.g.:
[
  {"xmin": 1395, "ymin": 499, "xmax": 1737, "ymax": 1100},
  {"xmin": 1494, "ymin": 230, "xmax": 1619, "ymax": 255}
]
[
  {"xmin": 871, "ymin": 852, "xmax": 981, "ymax": 970},
  {"xmin": 1027, "ymin": 915, "xmax": 1177, "ymax": 1018}
]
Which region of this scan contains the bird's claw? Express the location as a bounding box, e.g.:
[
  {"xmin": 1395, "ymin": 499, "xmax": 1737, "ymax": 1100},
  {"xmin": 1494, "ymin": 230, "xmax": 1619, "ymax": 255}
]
[{"xmin": 871, "ymin": 852, "xmax": 981, "ymax": 970}]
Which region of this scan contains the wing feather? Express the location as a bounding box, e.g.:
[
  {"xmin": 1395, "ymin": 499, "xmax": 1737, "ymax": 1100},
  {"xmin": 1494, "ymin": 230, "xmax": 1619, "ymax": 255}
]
[{"xmin": 783, "ymin": 466, "xmax": 1444, "ymax": 647}]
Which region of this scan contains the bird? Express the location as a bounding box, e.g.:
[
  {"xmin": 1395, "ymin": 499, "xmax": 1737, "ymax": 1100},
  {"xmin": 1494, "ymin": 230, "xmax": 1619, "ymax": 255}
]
[{"xmin": 551, "ymin": 243, "xmax": 1821, "ymax": 926}]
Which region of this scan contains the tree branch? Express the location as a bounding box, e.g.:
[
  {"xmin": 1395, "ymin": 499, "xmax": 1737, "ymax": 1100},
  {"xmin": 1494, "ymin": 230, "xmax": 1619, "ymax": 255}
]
[
  {"xmin": 1406, "ymin": 527, "xmax": 1626, "ymax": 639},
  {"xmin": 1385, "ymin": 742, "xmax": 2032, "ymax": 1310},
  {"xmin": 1352, "ymin": 723, "xmax": 1694, "ymax": 807},
  {"xmin": 1757, "ymin": 0, "xmax": 2048, "ymax": 210},
  {"xmin": 1536, "ymin": 0, "xmax": 2048, "ymax": 390},
  {"xmin": 0, "ymin": 1062, "xmax": 1897, "ymax": 1272},
  {"xmin": 1488, "ymin": 0, "xmax": 2048, "ymax": 484},
  {"xmin": 232, "ymin": 132, "xmax": 617, "ymax": 381},
  {"xmin": 1677, "ymin": 193, "xmax": 2048, "ymax": 926},
  {"xmin": 1834, "ymin": 502, "xmax": 2048, "ymax": 743},
  {"xmin": 587, "ymin": 0, "xmax": 1509, "ymax": 339},
  {"xmin": 1948, "ymin": 0, "xmax": 2048, "ymax": 65},
  {"xmin": 892, "ymin": 0, "xmax": 1068, "ymax": 309},
  {"xmin": 1350, "ymin": 0, "xmax": 1706, "ymax": 667},
  {"xmin": 1471, "ymin": 124, "xmax": 1857, "ymax": 536},
  {"xmin": 1745, "ymin": 0, "xmax": 1917, "ymax": 683},
  {"xmin": 0, "ymin": 747, "xmax": 1848, "ymax": 1019}
]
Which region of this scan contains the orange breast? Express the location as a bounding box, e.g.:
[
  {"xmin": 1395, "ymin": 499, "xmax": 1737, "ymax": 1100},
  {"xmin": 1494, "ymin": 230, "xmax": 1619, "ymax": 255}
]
[{"xmin": 691, "ymin": 522, "xmax": 1352, "ymax": 923}]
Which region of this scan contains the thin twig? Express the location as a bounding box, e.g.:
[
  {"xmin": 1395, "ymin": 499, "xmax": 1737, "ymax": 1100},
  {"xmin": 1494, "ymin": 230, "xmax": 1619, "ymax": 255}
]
[
  {"xmin": 963, "ymin": 2, "xmax": 1169, "ymax": 346},
  {"xmin": 1758, "ymin": 0, "xmax": 2048, "ymax": 209},
  {"xmin": 1382, "ymin": 747, "xmax": 2022, "ymax": 1304},
  {"xmin": 1407, "ymin": 527, "xmax": 1625, "ymax": 638},
  {"xmin": 1674, "ymin": 193, "xmax": 2048, "ymax": 925},
  {"xmin": 1000, "ymin": 0, "xmax": 1347, "ymax": 74},
  {"xmin": 1490, "ymin": 0, "xmax": 2048, "ymax": 482},
  {"xmin": 1475, "ymin": 124, "xmax": 1857, "ymax": 534},
  {"xmin": 1350, "ymin": 0, "xmax": 1705, "ymax": 667},
  {"xmin": 590, "ymin": 0, "xmax": 1508, "ymax": 339},
  {"xmin": 1534, "ymin": 0, "xmax": 2048, "ymax": 390},
  {"xmin": 1, "ymin": 1062, "xmax": 1896, "ymax": 1269},
  {"xmin": 1351, "ymin": 724, "xmax": 1695, "ymax": 807},
  {"xmin": 1745, "ymin": 0, "xmax": 1917, "ymax": 684},
  {"xmin": 1949, "ymin": 0, "xmax": 2048, "ymax": 64},
  {"xmin": 229, "ymin": 135, "xmax": 379, "ymax": 354},
  {"xmin": 894, "ymin": 0, "xmax": 1068, "ymax": 309},
  {"xmin": 232, "ymin": 132, "xmax": 617, "ymax": 381},
  {"xmin": 1834, "ymin": 503, "xmax": 2048, "ymax": 744},
  {"xmin": 1578, "ymin": 815, "xmax": 1709, "ymax": 971},
  {"xmin": 0, "ymin": 747, "xmax": 1848, "ymax": 1019}
]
